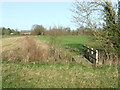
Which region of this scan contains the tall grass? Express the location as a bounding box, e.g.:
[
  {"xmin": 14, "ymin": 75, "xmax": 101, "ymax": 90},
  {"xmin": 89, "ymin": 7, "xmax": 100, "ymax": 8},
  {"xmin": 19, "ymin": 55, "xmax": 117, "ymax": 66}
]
[{"xmin": 2, "ymin": 37, "xmax": 72, "ymax": 63}]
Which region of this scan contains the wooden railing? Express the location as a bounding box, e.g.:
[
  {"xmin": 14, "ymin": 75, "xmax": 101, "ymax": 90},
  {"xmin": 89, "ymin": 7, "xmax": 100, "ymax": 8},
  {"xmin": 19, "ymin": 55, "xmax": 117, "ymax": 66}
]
[
  {"xmin": 83, "ymin": 45, "xmax": 118, "ymax": 65},
  {"xmin": 83, "ymin": 45, "xmax": 99, "ymax": 64}
]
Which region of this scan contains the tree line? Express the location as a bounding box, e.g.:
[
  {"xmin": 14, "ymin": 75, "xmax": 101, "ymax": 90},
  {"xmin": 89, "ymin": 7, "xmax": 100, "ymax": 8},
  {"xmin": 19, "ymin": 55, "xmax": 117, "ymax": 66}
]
[
  {"xmin": 31, "ymin": 24, "xmax": 96, "ymax": 36},
  {"xmin": 0, "ymin": 27, "xmax": 20, "ymax": 35},
  {"xmin": 1, "ymin": 25, "xmax": 96, "ymax": 36}
]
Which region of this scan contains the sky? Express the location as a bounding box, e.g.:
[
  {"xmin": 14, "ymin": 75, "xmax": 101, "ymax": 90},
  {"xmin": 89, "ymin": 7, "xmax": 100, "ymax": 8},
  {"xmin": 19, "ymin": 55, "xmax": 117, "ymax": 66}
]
[
  {"xmin": 0, "ymin": 2, "xmax": 77, "ymax": 31},
  {"xmin": 1, "ymin": 0, "xmax": 118, "ymax": 31}
]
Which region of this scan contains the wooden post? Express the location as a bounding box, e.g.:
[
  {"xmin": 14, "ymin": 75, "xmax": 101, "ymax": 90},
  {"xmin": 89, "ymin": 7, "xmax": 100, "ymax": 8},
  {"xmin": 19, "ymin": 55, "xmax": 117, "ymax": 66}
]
[
  {"xmin": 96, "ymin": 50, "xmax": 99, "ymax": 64},
  {"xmin": 91, "ymin": 48, "xmax": 94, "ymax": 54},
  {"xmin": 87, "ymin": 46, "xmax": 89, "ymax": 59}
]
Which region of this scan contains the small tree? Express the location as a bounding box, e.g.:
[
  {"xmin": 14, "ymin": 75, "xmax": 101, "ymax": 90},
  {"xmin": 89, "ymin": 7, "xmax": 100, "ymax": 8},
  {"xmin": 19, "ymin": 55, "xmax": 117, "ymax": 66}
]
[
  {"xmin": 4, "ymin": 28, "xmax": 11, "ymax": 35},
  {"xmin": 31, "ymin": 24, "xmax": 46, "ymax": 35}
]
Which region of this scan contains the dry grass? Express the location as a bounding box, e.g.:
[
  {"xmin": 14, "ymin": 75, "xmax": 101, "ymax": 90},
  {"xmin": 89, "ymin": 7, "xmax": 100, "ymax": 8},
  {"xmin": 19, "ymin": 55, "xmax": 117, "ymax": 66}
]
[{"xmin": 2, "ymin": 37, "xmax": 72, "ymax": 63}]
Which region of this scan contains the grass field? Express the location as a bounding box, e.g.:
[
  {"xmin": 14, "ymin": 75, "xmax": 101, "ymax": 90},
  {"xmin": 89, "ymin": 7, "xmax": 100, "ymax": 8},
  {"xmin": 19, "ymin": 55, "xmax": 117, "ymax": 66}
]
[
  {"xmin": 36, "ymin": 36, "xmax": 98, "ymax": 55},
  {"xmin": 36, "ymin": 36, "xmax": 96, "ymax": 46},
  {"xmin": 2, "ymin": 61, "xmax": 118, "ymax": 88},
  {"xmin": 0, "ymin": 35, "xmax": 25, "ymax": 39},
  {"xmin": 1, "ymin": 36, "xmax": 118, "ymax": 88}
]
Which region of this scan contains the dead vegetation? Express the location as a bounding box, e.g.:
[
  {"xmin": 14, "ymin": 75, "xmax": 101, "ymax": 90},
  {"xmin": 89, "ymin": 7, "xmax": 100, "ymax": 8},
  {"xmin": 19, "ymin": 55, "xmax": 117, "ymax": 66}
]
[{"xmin": 2, "ymin": 37, "xmax": 73, "ymax": 63}]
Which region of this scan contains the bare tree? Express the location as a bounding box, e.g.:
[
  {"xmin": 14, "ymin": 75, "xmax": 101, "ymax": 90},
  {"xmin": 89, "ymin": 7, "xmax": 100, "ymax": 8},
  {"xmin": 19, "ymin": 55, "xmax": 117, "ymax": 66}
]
[
  {"xmin": 118, "ymin": 1, "xmax": 120, "ymax": 24},
  {"xmin": 72, "ymin": 1, "xmax": 106, "ymax": 29},
  {"xmin": 72, "ymin": 1, "xmax": 119, "ymax": 28}
]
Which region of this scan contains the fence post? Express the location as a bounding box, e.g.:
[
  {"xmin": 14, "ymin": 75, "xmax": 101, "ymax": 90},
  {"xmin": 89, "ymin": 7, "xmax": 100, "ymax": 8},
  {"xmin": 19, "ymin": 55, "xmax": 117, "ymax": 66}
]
[
  {"xmin": 91, "ymin": 48, "xmax": 94, "ymax": 54},
  {"xmin": 87, "ymin": 46, "xmax": 89, "ymax": 59},
  {"xmin": 96, "ymin": 50, "xmax": 99, "ymax": 64}
]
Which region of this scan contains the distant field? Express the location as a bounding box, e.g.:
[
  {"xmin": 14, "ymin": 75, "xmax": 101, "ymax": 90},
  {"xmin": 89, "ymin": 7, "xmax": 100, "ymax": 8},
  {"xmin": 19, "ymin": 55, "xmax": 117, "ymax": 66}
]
[
  {"xmin": 36, "ymin": 36, "xmax": 96, "ymax": 46},
  {"xmin": 36, "ymin": 36, "xmax": 98, "ymax": 55},
  {"xmin": 0, "ymin": 35, "xmax": 24, "ymax": 39},
  {"xmin": 1, "ymin": 35, "xmax": 96, "ymax": 47},
  {"xmin": 2, "ymin": 61, "xmax": 118, "ymax": 88}
]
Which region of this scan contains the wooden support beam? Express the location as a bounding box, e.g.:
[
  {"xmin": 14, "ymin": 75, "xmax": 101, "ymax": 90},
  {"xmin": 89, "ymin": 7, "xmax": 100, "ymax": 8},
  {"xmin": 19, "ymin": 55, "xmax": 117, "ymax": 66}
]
[{"xmin": 96, "ymin": 50, "xmax": 99, "ymax": 64}]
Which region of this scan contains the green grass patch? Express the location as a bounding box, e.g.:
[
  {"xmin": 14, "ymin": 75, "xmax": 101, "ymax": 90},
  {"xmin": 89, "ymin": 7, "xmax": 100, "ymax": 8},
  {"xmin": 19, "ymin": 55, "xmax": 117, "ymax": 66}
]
[
  {"xmin": 36, "ymin": 36, "xmax": 97, "ymax": 55},
  {"xmin": 36, "ymin": 36, "xmax": 94, "ymax": 46},
  {"xmin": 2, "ymin": 61, "xmax": 118, "ymax": 88},
  {"xmin": 0, "ymin": 35, "xmax": 24, "ymax": 39}
]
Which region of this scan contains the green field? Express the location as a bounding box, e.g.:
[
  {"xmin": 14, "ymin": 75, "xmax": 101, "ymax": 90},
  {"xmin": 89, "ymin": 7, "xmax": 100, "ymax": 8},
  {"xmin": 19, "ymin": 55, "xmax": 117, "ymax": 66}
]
[
  {"xmin": 2, "ymin": 36, "xmax": 118, "ymax": 88},
  {"xmin": 36, "ymin": 36, "xmax": 98, "ymax": 55},
  {"xmin": 36, "ymin": 36, "xmax": 96, "ymax": 46},
  {"xmin": 2, "ymin": 61, "xmax": 118, "ymax": 88},
  {"xmin": 0, "ymin": 35, "xmax": 25, "ymax": 39}
]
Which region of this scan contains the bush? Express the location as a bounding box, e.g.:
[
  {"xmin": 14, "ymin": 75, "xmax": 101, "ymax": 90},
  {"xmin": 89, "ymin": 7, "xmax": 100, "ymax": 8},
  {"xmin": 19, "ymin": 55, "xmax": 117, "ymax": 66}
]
[{"xmin": 31, "ymin": 25, "xmax": 46, "ymax": 35}]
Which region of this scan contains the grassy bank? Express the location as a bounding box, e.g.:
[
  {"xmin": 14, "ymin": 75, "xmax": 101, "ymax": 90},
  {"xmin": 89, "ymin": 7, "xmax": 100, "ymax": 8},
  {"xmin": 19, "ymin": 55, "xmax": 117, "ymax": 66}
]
[{"xmin": 2, "ymin": 61, "xmax": 118, "ymax": 88}]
